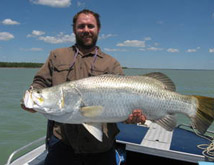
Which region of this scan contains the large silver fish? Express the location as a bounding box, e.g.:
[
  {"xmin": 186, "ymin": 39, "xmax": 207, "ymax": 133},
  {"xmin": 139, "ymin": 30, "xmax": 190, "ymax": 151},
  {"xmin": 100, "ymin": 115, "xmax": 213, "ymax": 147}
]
[{"xmin": 23, "ymin": 72, "xmax": 214, "ymax": 141}]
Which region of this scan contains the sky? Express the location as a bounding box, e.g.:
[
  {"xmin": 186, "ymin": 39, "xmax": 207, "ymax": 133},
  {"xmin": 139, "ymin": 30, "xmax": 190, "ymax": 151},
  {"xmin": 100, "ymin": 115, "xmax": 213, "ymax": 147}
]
[{"xmin": 1, "ymin": 0, "xmax": 214, "ymax": 69}]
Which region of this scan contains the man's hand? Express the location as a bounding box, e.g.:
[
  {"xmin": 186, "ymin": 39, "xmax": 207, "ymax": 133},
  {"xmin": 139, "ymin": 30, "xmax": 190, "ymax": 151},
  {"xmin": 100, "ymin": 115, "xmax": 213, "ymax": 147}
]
[
  {"xmin": 125, "ymin": 109, "xmax": 146, "ymax": 124},
  {"xmin": 21, "ymin": 103, "xmax": 37, "ymax": 113}
]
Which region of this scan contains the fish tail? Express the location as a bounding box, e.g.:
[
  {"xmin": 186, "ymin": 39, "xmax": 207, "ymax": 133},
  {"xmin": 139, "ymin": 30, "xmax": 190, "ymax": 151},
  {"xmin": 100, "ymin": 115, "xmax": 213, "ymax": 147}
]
[{"xmin": 191, "ymin": 95, "xmax": 214, "ymax": 134}]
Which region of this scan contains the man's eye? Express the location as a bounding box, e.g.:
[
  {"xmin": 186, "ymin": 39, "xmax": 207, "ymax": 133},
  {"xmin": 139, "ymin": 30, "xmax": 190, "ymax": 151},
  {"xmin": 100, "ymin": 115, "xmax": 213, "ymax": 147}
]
[
  {"xmin": 77, "ymin": 24, "xmax": 95, "ymax": 29},
  {"xmin": 88, "ymin": 24, "xmax": 95, "ymax": 29},
  {"xmin": 78, "ymin": 24, "xmax": 85, "ymax": 29}
]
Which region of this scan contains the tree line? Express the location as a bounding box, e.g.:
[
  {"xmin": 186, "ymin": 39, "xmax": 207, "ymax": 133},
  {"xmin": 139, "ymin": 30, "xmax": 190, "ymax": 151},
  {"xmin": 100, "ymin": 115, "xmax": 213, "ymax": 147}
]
[
  {"xmin": 0, "ymin": 62, "xmax": 128, "ymax": 69},
  {"xmin": 0, "ymin": 62, "xmax": 43, "ymax": 68}
]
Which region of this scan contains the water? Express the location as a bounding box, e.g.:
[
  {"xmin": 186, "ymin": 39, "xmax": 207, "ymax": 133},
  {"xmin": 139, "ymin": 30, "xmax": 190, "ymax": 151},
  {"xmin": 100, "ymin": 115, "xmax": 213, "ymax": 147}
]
[
  {"xmin": 1, "ymin": 68, "xmax": 214, "ymax": 164},
  {"xmin": 0, "ymin": 68, "xmax": 46, "ymax": 164}
]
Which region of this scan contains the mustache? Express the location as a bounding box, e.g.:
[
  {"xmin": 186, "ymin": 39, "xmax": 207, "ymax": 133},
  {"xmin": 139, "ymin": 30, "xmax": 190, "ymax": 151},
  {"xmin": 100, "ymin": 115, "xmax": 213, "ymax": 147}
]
[{"xmin": 81, "ymin": 32, "xmax": 93, "ymax": 38}]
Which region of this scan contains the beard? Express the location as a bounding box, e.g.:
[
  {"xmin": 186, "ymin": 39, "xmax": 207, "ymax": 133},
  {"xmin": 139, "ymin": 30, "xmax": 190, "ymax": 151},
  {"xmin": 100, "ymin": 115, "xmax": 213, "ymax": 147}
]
[{"xmin": 75, "ymin": 31, "xmax": 98, "ymax": 50}]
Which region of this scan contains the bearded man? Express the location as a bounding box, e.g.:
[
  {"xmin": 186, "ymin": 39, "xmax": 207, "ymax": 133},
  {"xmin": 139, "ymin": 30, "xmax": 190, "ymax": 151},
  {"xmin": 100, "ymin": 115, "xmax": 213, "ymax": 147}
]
[{"xmin": 21, "ymin": 9, "xmax": 146, "ymax": 165}]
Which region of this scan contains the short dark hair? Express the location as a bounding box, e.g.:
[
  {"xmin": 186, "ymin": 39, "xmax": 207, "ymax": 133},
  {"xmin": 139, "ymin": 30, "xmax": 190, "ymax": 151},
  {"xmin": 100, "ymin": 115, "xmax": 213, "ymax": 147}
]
[{"xmin": 72, "ymin": 9, "xmax": 101, "ymax": 30}]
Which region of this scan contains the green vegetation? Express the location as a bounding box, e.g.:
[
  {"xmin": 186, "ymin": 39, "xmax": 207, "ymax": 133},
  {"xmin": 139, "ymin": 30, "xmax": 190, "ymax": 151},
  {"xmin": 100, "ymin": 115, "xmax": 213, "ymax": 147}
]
[
  {"xmin": 0, "ymin": 62, "xmax": 128, "ymax": 69},
  {"xmin": 0, "ymin": 62, "xmax": 43, "ymax": 68},
  {"xmin": 122, "ymin": 67, "xmax": 128, "ymax": 69}
]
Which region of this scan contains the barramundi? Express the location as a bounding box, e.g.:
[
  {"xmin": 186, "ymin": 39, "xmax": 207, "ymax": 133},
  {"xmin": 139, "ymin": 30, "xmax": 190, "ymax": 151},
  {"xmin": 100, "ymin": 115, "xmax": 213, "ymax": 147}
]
[{"xmin": 23, "ymin": 72, "xmax": 214, "ymax": 141}]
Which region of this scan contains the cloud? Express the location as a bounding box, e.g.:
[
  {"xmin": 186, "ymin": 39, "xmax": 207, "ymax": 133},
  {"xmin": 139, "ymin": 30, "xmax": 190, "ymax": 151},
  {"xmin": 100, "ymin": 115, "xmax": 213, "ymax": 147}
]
[
  {"xmin": 2, "ymin": 18, "xmax": 20, "ymax": 25},
  {"xmin": 144, "ymin": 37, "xmax": 152, "ymax": 41},
  {"xmin": 209, "ymin": 48, "xmax": 214, "ymax": 53},
  {"xmin": 20, "ymin": 48, "xmax": 43, "ymax": 51},
  {"xmin": 117, "ymin": 40, "xmax": 145, "ymax": 47},
  {"xmin": 154, "ymin": 42, "xmax": 159, "ymax": 46},
  {"xmin": 167, "ymin": 48, "xmax": 179, "ymax": 53},
  {"xmin": 186, "ymin": 49, "xmax": 197, "ymax": 53},
  {"xmin": 104, "ymin": 48, "xmax": 127, "ymax": 52},
  {"xmin": 77, "ymin": 1, "xmax": 85, "ymax": 8},
  {"xmin": 186, "ymin": 47, "xmax": 200, "ymax": 53},
  {"xmin": 116, "ymin": 38, "xmax": 165, "ymax": 52},
  {"xmin": 147, "ymin": 47, "xmax": 163, "ymax": 51},
  {"xmin": 0, "ymin": 32, "xmax": 15, "ymax": 41},
  {"xmin": 99, "ymin": 34, "xmax": 117, "ymax": 40},
  {"xmin": 31, "ymin": 48, "xmax": 43, "ymax": 51},
  {"xmin": 38, "ymin": 32, "xmax": 75, "ymax": 44},
  {"xmin": 30, "ymin": 0, "xmax": 71, "ymax": 8},
  {"xmin": 27, "ymin": 31, "xmax": 75, "ymax": 44},
  {"xmin": 139, "ymin": 48, "xmax": 145, "ymax": 51},
  {"xmin": 27, "ymin": 30, "xmax": 46, "ymax": 37}
]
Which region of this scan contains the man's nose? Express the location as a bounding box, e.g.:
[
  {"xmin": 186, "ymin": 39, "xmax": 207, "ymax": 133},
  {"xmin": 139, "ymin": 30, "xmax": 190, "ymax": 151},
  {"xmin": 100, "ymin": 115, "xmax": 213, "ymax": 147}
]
[{"xmin": 83, "ymin": 25, "xmax": 90, "ymax": 32}]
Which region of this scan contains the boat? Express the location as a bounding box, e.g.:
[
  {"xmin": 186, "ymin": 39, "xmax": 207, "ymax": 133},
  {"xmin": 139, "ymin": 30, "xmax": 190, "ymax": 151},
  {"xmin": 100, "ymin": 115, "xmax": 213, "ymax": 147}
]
[{"xmin": 6, "ymin": 122, "xmax": 214, "ymax": 165}]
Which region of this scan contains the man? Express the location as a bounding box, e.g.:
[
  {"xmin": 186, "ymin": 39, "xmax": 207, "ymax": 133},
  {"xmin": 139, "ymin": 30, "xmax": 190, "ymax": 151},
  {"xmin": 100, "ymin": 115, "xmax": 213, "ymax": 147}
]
[{"xmin": 21, "ymin": 9, "xmax": 146, "ymax": 165}]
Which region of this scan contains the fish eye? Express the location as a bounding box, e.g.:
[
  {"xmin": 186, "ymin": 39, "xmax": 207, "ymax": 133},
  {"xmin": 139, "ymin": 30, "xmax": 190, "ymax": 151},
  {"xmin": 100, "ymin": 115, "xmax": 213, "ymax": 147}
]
[{"xmin": 37, "ymin": 91, "xmax": 41, "ymax": 94}]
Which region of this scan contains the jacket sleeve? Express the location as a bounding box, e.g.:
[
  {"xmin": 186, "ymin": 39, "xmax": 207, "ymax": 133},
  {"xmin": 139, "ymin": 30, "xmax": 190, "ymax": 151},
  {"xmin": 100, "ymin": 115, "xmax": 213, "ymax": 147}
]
[{"xmin": 31, "ymin": 52, "xmax": 54, "ymax": 89}]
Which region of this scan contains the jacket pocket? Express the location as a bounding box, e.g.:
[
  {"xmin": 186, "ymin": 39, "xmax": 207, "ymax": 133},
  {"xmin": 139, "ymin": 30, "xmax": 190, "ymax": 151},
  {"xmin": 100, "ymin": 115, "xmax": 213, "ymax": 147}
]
[
  {"xmin": 54, "ymin": 64, "xmax": 70, "ymax": 72},
  {"xmin": 89, "ymin": 65, "xmax": 109, "ymax": 76},
  {"xmin": 52, "ymin": 64, "xmax": 70, "ymax": 85},
  {"xmin": 89, "ymin": 70, "xmax": 108, "ymax": 76}
]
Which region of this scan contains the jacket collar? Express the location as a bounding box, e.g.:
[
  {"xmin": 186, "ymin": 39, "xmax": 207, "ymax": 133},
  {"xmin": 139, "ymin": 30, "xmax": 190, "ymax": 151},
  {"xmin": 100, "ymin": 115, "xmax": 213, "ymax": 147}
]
[{"xmin": 72, "ymin": 45, "xmax": 104, "ymax": 58}]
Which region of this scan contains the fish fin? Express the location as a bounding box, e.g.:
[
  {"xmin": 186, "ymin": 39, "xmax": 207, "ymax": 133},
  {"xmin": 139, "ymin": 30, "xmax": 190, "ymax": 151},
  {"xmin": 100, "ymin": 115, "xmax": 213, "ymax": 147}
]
[
  {"xmin": 143, "ymin": 72, "xmax": 176, "ymax": 91},
  {"xmin": 155, "ymin": 114, "xmax": 176, "ymax": 131},
  {"xmin": 191, "ymin": 96, "xmax": 214, "ymax": 134},
  {"xmin": 80, "ymin": 106, "xmax": 103, "ymax": 117},
  {"xmin": 83, "ymin": 123, "xmax": 103, "ymax": 142},
  {"xmin": 103, "ymin": 123, "xmax": 109, "ymax": 138},
  {"xmin": 58, "ymin": 88, "xmax": 65, "ymax": 109}
]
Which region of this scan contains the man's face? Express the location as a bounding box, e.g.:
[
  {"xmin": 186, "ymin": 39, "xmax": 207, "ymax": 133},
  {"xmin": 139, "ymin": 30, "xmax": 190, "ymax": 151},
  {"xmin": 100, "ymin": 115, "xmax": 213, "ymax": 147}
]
[{"xmin": 74, "ymin": 13, "xmax": 100, "ymax": 49}]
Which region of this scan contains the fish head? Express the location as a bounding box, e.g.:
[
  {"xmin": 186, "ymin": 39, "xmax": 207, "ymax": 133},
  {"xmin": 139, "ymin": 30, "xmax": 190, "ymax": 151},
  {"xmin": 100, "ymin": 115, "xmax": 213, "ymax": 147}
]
[{"xmin": 30, "ymin": 87, "xmax": 66, "ymax": 115}]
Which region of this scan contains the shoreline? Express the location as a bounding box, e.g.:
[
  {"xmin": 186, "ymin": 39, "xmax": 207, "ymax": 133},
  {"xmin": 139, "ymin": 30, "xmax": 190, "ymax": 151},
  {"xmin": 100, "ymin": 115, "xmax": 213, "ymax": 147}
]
[
  {"xmin": 0, "ymin": 62, "xmax": 213, "ymax": 71},
  {"xmin": 1, "ymin": 67, "xmax": 214, "ymax": 71},
  {"xmin": 0, "ymin": 62, "xmax": 43, "ymax": 68}
]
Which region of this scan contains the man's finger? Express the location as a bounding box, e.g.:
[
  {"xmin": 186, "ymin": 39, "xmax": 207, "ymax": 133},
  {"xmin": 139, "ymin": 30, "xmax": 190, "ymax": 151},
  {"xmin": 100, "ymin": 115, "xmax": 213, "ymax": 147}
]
[{"xmin": 21, "ymin": 104, "xmax": 37, "ymax": 113}]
